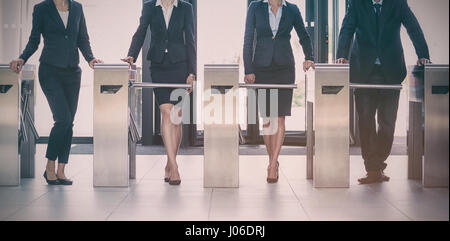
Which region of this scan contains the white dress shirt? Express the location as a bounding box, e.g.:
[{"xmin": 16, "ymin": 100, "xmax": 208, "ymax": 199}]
[
  {"xmin": 156, "ymin": 0, "xmax": 178, "ymax": 29},
  {"xmin": 263, "ymin": 0, "xmax": 287, "ymax": 37},
  {"xmin": 58, "ymin": 10, "xmax": 69, "ymax": 29}
]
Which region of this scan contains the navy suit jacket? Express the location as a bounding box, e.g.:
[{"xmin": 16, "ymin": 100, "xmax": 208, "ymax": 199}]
[
  {"xmin": 243, "ymin": 0, "xmax": 314, "ymax": 75},
  {"xmin": 20, "ymin": 0, "xmax": 95, "ymax": 68},
  {"xmin": 337, "ymin": 0, "xmax": 430, "ymax": 84},
  {"xmin": 128, "ymin": 0, "xmax": 197, "ymax": 75}
]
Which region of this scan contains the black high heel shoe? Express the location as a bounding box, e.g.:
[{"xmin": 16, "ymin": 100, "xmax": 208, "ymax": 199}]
[
  {"xmin": 43, "ymin": 171, "xmax": 60, "ymax": 185},
  {"xmin": 56, "ymin": 175, "xmax": 73, "ymax": 186}
]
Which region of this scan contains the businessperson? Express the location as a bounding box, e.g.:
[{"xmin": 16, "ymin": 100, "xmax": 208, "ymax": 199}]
[
  {"xmin": 9, "ymin": 0, "xmax": 102, "ymax": 185},
  {"xmin": 244, "ymin": 0, "xmax": 314, "ymax": 183},
  {"xmin": 123, "ymin": 0, "xmax": 196, "ymax": 185},
  {"xmin": 336, "ymin": 0, "xmax": 430, "ymax": 184}
]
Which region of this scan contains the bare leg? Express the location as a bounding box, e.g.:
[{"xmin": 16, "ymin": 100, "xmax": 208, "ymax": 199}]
[
  {"xmin": 160, "ymin": 104, "xmax": 182, "ymax": 182},
  {"xmin": 262, "ymin": 118, "xmax": 273, "ymax": 163},
  {"xmin": 56, "ymin": 163, "xmax": 68, "ymax": 179},
  {"xmin": 268, "ymin": 117, "xmax": 285, "ymax": 180},
  {"xmin": 46, "ymin": 160, "xmax": 57, "ymax": 180}
]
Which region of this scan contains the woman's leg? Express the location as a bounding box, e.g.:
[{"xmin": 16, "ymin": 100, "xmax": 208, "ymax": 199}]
[
  {"xmin": 39, "ymin": 65, "xmax": 74, "ymax": 181},
  {"xmin": 269, "ymin": 117, "xmax": 286, "ymax": 168},
  {"xmin": 56, "ymin": 68, "xmax": 81, "ymax": 180},
  {"xmin": 262, "ymin": 118, "xmax": 273, "ymax": 163},
  {"xmin": 160, "ymin": 104, "xmax": 182, "ymax": 182}
]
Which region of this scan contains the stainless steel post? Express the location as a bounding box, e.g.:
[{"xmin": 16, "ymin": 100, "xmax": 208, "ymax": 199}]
[
  {"xmin": 423, "ymin": 64, "xmax": 449, "ymax": 187},
  {"xmin": 20, "ymin": 65, "xmax": 37, "ymax": 178},
  {"xmin": 407, "ymin": 65, "xmax": 424, "ymax": 180},
  {"xmin": 203, "ymin": 64, "xmax": 239, "ymax": 188},
  {"xmin": 0, "ymin": 64, "xmax": 20, "ymax": 186},
  {"xmin": 313, "ymin": 64, "xmax": 350, "ymax": 188},
  {"xmin": 93, "ymin": 64, "xmax": 129, "ymax": 187}
]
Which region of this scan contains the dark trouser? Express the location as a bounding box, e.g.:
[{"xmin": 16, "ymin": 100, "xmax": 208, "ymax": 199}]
[
  {"xmin": 38, "ymin": 63, "xmax": 81, "ymax": 164},
  {"xmin": 355, "ymin": 66, "xmax": 400, "ymax": 172}
]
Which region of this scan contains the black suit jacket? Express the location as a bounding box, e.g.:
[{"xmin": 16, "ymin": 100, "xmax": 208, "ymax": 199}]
[
  {"xmin": 128, "ymin": 0, "xmax": 196, "ymax": 75},
  {"xmin": 337, "ymin": 0, "xmax": 430, "ymax": 84},
  {"xmin": 243, "ymin": 0, "xmax": 313, "ymax": 75},
  {"xmin": 20, "ymin": 0, "xmax": 95, "ymax": 68}
]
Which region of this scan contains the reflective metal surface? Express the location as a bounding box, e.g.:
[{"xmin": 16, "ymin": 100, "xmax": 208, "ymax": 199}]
[
  {"xmin": 312, "ymin": 64, "xmax": 350, "ymax": 188},
  {"xmin": 423, "ymin": 64, "xmax": 449, "ymax": 187},
  {"xmin": 0, "ymin": 65, "xmax": 20, "ymax": 186},
  {"xmin": 93, "ymin": 64, "xmax": 129, "ymax": 187},
  {"xmin": 349, "ymin": 84, "xmax": 403, "ymax": 90},
  {"xmin": 239, "ymin": 83, "xmax": 298, "ymax": 89},
  {"xmin": 407, "ymin": 65, "xmax": 424, "ymax": 180},
  {"xmin": 203, "ymin": 64, "xmax": 239, "ymax": 188}
]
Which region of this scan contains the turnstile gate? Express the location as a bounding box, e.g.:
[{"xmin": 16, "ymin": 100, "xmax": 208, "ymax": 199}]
[
  {"xmin": 408, "ymin": 64, "xmax": 449, "ymax": 187},
  {"xmin": 93, "ymin": 64, "xmax": 191, "ymax": 187},
  {"xmin": 203, "ymin": 64, "xmax": 240, "ymax": 188},
  {"xmin": 306, "ymin": 64, "xmax": 403, "ymax": 188},
  {"xmin": 0, "ymin": 65, "xmax": 20, "ymax": 186}
]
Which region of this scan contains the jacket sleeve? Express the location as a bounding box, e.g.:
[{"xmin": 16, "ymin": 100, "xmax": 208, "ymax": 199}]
[
  {"xmin": 19, "ymin": 5, "xmax": 42, "ymax": 63},
  {"xmin": 127, "ymin": 3, "xmax": 152, "ymax": 62},
  {"xmin": 77, "ymin": 5, "xmax": 95, "ymax": 63},
  {"xmin": 336, "ymin": 0, "xmax": 357, "ymax": 60},
  {"xmin": 292, "ymin": 5, "xmax": 314, "ymax": 61},
  {"xmin": 401, "ymin": 0, "xmax": 430, "ymax": 60},
  {"xmin": 184, "ymin": 3, "xmax": 197, "ymax": 75},
  {"xmin": 243, "ymin": 2, "xmax": 257, "ymax": 75}
]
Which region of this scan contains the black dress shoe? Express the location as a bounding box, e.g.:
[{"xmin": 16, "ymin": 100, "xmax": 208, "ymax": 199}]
[
  {"xmin": 56, "ymin": 175, "xmax": 73, "ymax": 186},
  {"xmin": 43, "ymin": 171, "xmax": 60, "ymax": 185}
]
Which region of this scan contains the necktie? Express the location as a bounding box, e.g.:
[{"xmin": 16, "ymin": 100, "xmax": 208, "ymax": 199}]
[{"xmin": 374, "ymin": 4, "xmax": 382, "ymax": 40}]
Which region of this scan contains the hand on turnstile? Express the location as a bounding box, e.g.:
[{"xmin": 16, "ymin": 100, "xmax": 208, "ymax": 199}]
[
  {"xmin": 303, "ymin": 60, "xmax": 315, "ymax": 72},
  {"xmin": 336, "ymin": 58, "xmax": 349, "ymax": 64},
  {"xmin": 244, "ymin": 74, "xmax": 256, "ymax": 84},
  {"xmin": 89, "ymin": 58, "xmax": 103, "ymax": 69},
  {"xmin": 417, "ymin": 58, "xmax": 432, "ymax": 67},
  {"xmin": 121, "ymin": 56, "xmax": 135, "ymax": 66},
  {"xmin": 9, "ymin": 59, "xmax": 24, "ymax": 74},
  {"xmin": 186, "ymin": 73, "xmax": 195, "ymax": 94}
]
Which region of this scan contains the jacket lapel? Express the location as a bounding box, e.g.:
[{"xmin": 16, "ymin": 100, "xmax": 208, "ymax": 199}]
[
  {"xmin": 167, "ymin": 1, "xmax": 179, "ymax": 32},
  {"xmin": 364, "ymin": 0, "xmax": 378, "ymax": 44},
  {"xmin": 46, "ymin": 0, "xmax": 66, "ymax": 31},
  {"xmin": 276, "ymin": 4, "xmax": 287, "ymax": 37},
  {"xmin": 65, "ymin": 0, "xmax": 76, "ymax": 32},
  {"xmin": 261, "ymin": 2, "xmax": 273, "ymax": 36},
  {"xmin": 379, "ymin": 0, "xmax": 393, "ymax": 43}
]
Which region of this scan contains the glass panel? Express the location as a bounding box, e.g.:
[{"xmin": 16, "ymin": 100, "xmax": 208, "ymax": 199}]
[{"xmin": 196, "ymin": 0, "xmax": 247, "ymax": 131}]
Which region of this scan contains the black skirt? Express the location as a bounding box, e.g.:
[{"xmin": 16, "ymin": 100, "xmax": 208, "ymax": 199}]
[
  {"xmin": 150, "ymin": 54, "xmax": 188, "ymax": 106},
  {"xmin": 255, "ymin": 64, "xmax": 295, "ymax": 117}
]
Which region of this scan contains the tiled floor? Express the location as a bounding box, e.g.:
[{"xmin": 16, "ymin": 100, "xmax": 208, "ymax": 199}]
[{"xmin": 0, "ymin": 145, "xmax": 448, "ymax": 221}]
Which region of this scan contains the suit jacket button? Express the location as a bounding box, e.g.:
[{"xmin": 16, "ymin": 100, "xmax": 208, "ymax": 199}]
[
  {"xmin": 272, "ymin": 36, "xmax": 275, "ymax": 40},
  {"xmin": 165, "ymin": 49, "xmax": 168, "ymax": 53}
]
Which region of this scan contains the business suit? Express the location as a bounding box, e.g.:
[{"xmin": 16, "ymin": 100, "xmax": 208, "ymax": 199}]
[
  {"xmin": 243, "ymin": 0, "xmax": 313, "ymax": 116},
  {"xmin": 128, "ymin": 0, "xmax": 196, "ymax": 106},
  {"xmin": 337, "ymin": 0, "xmax": 430, "ymax": 173},
  {"xmin": 19, "ymin": 0, "xmax": 95, "ymax": 164}
]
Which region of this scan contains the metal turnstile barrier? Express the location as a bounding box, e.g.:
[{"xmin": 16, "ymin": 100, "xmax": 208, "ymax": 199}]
[
  {"xmin": 307, "ymin": 64, "xmax": 350, "ymax": 188},
  {"xmin": 408, "ymin": 64, "xmax": 449, "ymax": 187},
  {"xmin": 306, "ymin": 64, "xmax": 403, "ymax": 188},
  {"xmin": 204, "ymin": 64, "xmax": 240, "ymax": 188},
  {"xmin": 0, "ymin": 65, "xmax": 20, "ymax": 186},
  {"xmin": 20, "ymin": 65, "xmax": 38, "ymax": 178},
  {"xmin": 93, "ymin": 64, "xmax": 192, "ymax": 187}
]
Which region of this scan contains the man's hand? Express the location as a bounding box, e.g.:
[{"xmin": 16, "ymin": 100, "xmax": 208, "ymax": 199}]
[
  {"xmin": 9, "ymin": 58, "xmax": 25, "ymax": 74},
  {"xmin": 244, "ymin": 74, "xmax": 256, "ymax": 84},
  {"xmin": 121, "ymin": 56, "xmax": 135, "ymax": 65},
  {"xmin": 336, "ymin": 58, "xmax": 349, "ymax": 64},
  {"xmin": 303, "ymin": 60, "xmax": 315, "ymax": 72},
  {"xmin": 186, "ymin": 73, "xmax": 195, "ymax": 94},
  {"xmin": 89, "ymin": 58, "xmax": 103, "ymax": 69},
  {"xmin": 417, "ymin": 58, "xmax": 431, "ymax": 66}
]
